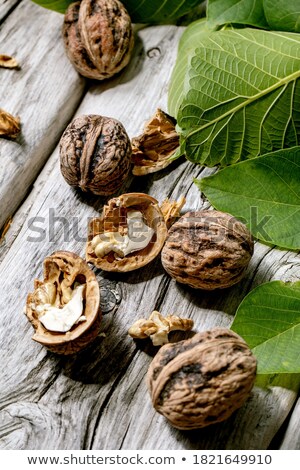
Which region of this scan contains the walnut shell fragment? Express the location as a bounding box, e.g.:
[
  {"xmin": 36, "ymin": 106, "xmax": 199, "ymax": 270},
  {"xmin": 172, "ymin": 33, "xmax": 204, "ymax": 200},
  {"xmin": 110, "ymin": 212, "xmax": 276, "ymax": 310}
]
[
  {"xmin": 160, "ymin": 195, "xmax": 186, "ymax": 228},
  {"xmin": 59, "ymin": 114, "xmax": 131, "ymax": 196},
  {"xmin": 147, "ymin": 328, "xmax": 257, "ymax": 430},
  {"xmin": 0, "ymin": 108, "xmax": 20, "ymax": 138},
  {"xmin": 128, "ymin": 310, "xmax": 194, "ymax": 346},
  {"xmin": 132, "ymin": 109, "xmax": 180, "ymax": 175},
  {"xmin": 162, "ymin": 210, "xmax": 254, "ymax": 290},
  {"xmin": 63, "ymin": 0, "xmax": 134, "ymax": 80},
  {"xmin": 86, "ymin": 193, "xmax": 168, "ymax": 272},
  {"xmin": 25, "ymin": 251, "xmax": 101, "ymax": 355},
  {"xmin": 0, "ymin": 54, "xmax": 19, "ymax": 69}
]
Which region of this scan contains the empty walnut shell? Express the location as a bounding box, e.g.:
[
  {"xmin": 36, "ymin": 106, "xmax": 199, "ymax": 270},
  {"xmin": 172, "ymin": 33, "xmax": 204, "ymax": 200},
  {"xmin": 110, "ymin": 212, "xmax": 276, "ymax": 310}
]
[
  {"xmin": 147, "ymin": 328, "xmax": 257, "ymax": 430},
  {"xmin": 86, "ymin": 193, "xmax": 168, "ymax": 272},
  {"xmin": 161, "ymin": 210, "xmax": 253, "ymax": 290},
  {"xmin": 25, "ymin": 251, "xmax": 101, "ymax": 355},
  {"xmin": 59, "ymin": 114, "xmax": 132, "ymax": 196},
  {"xmin": 63, "ymin": 0, "xmax": 134, "ymax": 80}
]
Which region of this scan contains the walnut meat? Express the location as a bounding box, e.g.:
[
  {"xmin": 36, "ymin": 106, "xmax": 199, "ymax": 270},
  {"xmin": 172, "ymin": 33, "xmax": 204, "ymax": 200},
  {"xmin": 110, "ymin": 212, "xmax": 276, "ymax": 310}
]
[
  {"xmin": 59, "ymin": 114, "xmax": 132, "ymax": 196},
  {"xmin": 147, "ymin": 328, "xmax": 257, "ymax": 430},
  {"xmin": 63, "ymin": 0, "xmax": 134, "ymax": 80},
  {"xmin": 25, "ymin": 251, "xmax": 101, "ymax": 355},
  {"xmin": 161, "ymin": 210, "xmax": 253, "ymax": 290},
  {"xmin": 86, "ymin": 193, "xmax": 168, "ymax": 272}
]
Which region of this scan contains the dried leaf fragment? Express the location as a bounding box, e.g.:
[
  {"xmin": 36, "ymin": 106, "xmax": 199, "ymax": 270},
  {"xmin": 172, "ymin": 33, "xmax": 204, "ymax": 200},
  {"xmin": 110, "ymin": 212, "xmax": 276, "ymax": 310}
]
[
  {"xmin": 0, "ymin": 217, "xmax": 12, "ymax": 243},
  {"xmin": 0, "ymin": 108, "xmax": 21, "ymax": 138},
  {"xmin": 132, "ymin": 109, "xmax": 180, "ymax": 175},
  {"xmin": 128, "ymin": 310, "xmax": 194, "ymax": 346},
  {"xmin": 160, "ymin": 195, "xmax": 186, "ymax": 228},
  {"xmin": 0, "ymin": 54, "xmax": 19, "ymax": 69}
]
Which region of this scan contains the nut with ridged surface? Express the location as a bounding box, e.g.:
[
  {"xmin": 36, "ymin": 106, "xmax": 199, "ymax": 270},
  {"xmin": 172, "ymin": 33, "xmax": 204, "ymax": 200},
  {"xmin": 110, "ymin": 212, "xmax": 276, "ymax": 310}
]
[
  {"xmin": 147, "ymin": 328, "xmax": 257, "ymax": 430},
  {"xmin": 63, "ymin": 0, "xmax": 134, "ymax": 80},
  {"xmin": 25, "ymin": 251, "xmax": 101, "ymax": 355},
  {"xmin": 59, "ymin": 114, "xmax": 132, "ymax": 196},
  {"xmin": 161, "ymin": 210, "xmax": 253, "ymax": 290}
]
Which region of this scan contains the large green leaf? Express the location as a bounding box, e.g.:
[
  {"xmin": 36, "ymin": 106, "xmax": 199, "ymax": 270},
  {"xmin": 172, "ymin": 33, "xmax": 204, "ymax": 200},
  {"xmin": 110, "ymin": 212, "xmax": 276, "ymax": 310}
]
[
  {"xmin": 207, "ymin": 0, "xmax": 268, "ymax": 28},
  {"xmin": 197, "ymin": 147, "xmax": 300, "ymax": 250},
  {"xmin": 31, "ymin": 0, "xmax": 201, "ymax": 22},
  {"xmin": 264, "ymin": 0, "xmax": 300, "ymax": 33},
  {"xmin": 231, "ymin": 281, "xmax": 300, "ymax": 375},
  {"xmin": 168, "ymin": 19, "xmax": 216, "ymax": 117},
  {"xmin": 32, "ymin": 0, "xmax": 70, "ymax": 13},
  {"xmin": 173, "ymin": 28, "xmax": 300, "ymax": 166},
  {"xmin": 207, "ymin": 0, "xmax": 299, "ymax": 32}
]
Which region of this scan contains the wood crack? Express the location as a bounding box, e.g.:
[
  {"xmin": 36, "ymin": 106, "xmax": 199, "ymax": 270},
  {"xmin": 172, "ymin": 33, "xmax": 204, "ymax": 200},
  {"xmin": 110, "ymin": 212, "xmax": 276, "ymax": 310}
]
[
  {"xmin": 0, "ymin": 0, "xmax": 22, "ymax": 25},
  {"xmin": 89, "ymin": 349, "xmax": 138, "ymax": 449}
]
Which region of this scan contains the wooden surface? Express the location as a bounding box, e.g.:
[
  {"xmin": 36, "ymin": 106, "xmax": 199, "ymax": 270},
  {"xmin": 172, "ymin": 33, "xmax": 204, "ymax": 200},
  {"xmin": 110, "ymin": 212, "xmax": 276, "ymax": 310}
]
[
  {"xmin": 0, "ymin": 0, "xmax": 299, "ymax": 450},
  {"xmin": 0, "ymin": 0, "xmax": 20, "ymax": 22}
]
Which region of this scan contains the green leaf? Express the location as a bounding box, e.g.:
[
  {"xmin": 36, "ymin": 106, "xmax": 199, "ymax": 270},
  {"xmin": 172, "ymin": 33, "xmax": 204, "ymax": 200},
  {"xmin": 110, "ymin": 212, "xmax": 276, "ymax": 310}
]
[
  {"xmin": 231, "ymin": 281, "xmax": 300, "ymax": 375},
  {"xmin": 264, "ymin": 0, "xmax": 300, "ymax": 33},
  {"xmin": 31, "ymin": 0, "xmax": 71, "ymax": 13},
  {"xmin": 168, "ymin": 19, "xmax": 216, "ymax": 118},
  {"xmin": 122, "ymin": 0, "xmax": 201, "ymax": 23},
  {"xmin": 207, "ymin": 0, "xmax": 268, "ymax": 29},
  {"xmin": 31, "ymin": 0, "xmax": 201, "ymax": 22},
  {"xmin": 207, "ymin": 0, "xmax": 299, "ymax": 32},
  {"xmin": 197, "ymin": 147, "xmax": 300, "ymax": 250},
  {"xmin": 174, "ymin": 28, "xmax": 300, "ymax": 166}
]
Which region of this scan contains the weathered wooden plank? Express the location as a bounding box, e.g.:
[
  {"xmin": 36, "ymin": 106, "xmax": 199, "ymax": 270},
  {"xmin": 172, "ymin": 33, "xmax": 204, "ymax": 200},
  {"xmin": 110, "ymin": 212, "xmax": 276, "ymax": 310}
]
[
  {"xmin": 0, "ymin": 0, "xmax": 20, "ymax": 22},
  {"xmin": 0, "ymin": 0, "xmax": 86, "ymax": 230},
  {"xmin": 280, "ymin": 398, "xmax": 300, "ymax": 449},
  {"xmin": 0, "ymin": 22, "xmax": 299, "ymax": 450}
]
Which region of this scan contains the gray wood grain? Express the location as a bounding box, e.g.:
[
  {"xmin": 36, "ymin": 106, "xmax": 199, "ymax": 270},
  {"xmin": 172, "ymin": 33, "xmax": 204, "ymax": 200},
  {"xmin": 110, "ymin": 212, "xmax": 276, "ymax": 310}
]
[
  {"xmin": 0, "ymin": 0, "xmax": 85, "ymax": 230},
  {"xmin": 0, "ymin": 20, "xmax": 299, "ymax": 450},
  {"xmin": 0, "ymin": 0, "xmax": 20, "ymax": 22},
  {"xmin": 280, "ymin": 398, "xmax": 300, "ymax": 449}
]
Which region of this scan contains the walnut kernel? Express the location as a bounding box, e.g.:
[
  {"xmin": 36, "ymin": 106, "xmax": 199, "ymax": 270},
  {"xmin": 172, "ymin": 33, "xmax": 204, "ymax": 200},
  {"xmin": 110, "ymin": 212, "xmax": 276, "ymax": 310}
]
[
  {"xmin": 86, "ymin": 193, "xmax": 168, "ymax": 272},
  {"xmin": 25, "ymin": 251, "xmax": 101, "ymax": 355},
  {"xmin": 128, "ymin": 310, "xmax": 194, "ymax": 346}
]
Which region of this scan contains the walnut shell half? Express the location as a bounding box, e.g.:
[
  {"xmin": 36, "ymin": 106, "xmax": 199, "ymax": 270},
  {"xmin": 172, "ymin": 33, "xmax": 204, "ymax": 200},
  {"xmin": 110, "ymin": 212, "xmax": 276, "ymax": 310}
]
[
  {"xmin": 26, "ymin": 251, "xmax": 101, "ymax": 355},
  {"xmin": 86, "ymin": 193, "xmax": 168, "ymax": 272},
  {"xmin": 59, "ymin": 114, "xmax": 132, "ymax": 196},
  {"xmin": 161, "ymin": 210, "xmax": 254, "ymax": 290},
  {"xmin": 63, "ymin": 0, "xmax": 134, "ymax": 80},
  {"xmin": 147, "ymin": 328, "xmax": 257, "ymax": 430}
]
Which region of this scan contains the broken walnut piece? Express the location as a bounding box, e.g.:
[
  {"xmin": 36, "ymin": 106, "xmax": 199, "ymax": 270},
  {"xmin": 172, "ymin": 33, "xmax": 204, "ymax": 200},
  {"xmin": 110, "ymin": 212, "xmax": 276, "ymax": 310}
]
[
  {"xmin": 128, "ymin": 311, "xmax": 194, "ymax": 346},
  {"xmin": 0, "ymin": 54, "xmax": 19, "ymax": 69},
  {"xmin": 0, "ymin": 108, "xmax": 21, "ymax": 138},
  {"xmin": 131, "ymin": 109, "xmax": 180, "ymax": 175},
  {"xmin": 160, "ymin": 195, "xmax": 186, "ymax": 228},
  {"xmin": 86, "ymin": 193, "xmax": 168, "ymax": 272},
  {"xmin": 25, "ymin": 251, "xmax": 101, "ymax": 355}
]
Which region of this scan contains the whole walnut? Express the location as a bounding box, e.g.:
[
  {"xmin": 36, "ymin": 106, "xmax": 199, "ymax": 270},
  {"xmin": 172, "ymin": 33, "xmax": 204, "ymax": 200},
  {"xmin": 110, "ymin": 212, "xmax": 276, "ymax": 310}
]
[
  {"xmin": 59, "ymin": 114, "xmax": 132, "ymax": 196},
  {"xmin": 147, "ymin": 328, "xmax": 257, "ymax": 430},
  {"xmin": 161, "ymin": 210, "xmax": 253, "ymax": 290},
  {"xmin": 63, "ymin": 0, "xmax": 134, "ymax": 80}
]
